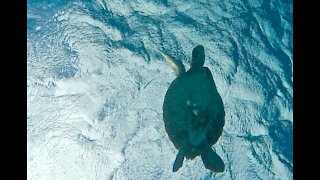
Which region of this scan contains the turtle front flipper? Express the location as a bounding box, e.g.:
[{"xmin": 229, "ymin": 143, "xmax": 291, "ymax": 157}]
[
  {"xmin": 173, "ymin": 149, "xmax": 185, "ymax": 172},
  {"xmin": 157, "ymin": 50, "xmax": 186, "ymax": 76},
  {"xmin": 201, "ymin": 147, "xmax": 225, "ymax": 173}
]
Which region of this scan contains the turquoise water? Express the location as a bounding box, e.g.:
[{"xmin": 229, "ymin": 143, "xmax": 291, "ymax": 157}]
[{"xmin": 27, "ymin": 0, "xmax": 293, "ymax": 179}]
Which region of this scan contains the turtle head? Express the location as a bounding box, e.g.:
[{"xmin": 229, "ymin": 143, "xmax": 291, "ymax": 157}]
[{"xmin": 191, "ymin": 45, "xmax": 205, "ymax": 69}]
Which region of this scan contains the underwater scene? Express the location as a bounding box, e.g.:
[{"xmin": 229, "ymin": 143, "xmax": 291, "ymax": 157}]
[{"xmin": 27, "ymin": 0, "xmax": 293, "ymax": 179}]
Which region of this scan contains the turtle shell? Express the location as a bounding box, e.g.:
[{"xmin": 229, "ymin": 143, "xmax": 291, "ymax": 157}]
[{"xmin": 163, "ymin": 67, "xmax": 225, "ymax": 159}]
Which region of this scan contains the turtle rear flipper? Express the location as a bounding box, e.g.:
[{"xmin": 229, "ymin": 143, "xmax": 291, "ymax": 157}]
[
  {"xmin": 173, "ymin": 150, "xmax": 184, "ymax": 172},
  {"xmin": 201, "ymin": 147, "xmax": 225, "ymax": 173}
]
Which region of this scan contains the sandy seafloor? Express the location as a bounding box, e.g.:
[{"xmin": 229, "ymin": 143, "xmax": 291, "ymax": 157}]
[{"xmin": 27, "ymin": 0, "xmax": 293, "ymax": 179}]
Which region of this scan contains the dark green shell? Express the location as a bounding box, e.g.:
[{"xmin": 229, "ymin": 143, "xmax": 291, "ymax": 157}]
[{"xmin": 163, "ymin": 67, "xmax": 225, "ymax": 159}]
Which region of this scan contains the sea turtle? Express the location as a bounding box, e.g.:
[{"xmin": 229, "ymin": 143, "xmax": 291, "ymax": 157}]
[{"xmin": 160, "ymin": 45, "xmax": 225, "ymax": 173}]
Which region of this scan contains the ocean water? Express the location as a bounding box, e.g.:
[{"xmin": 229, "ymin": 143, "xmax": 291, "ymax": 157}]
[{"xmin": 27, "ymin": 0, "xmax": 293, "ymax": 179}]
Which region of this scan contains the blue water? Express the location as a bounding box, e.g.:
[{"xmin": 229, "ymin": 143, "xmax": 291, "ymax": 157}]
[{"xmin": 27, "ymin": 0, "xmax": 293, "ymax": 179}]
